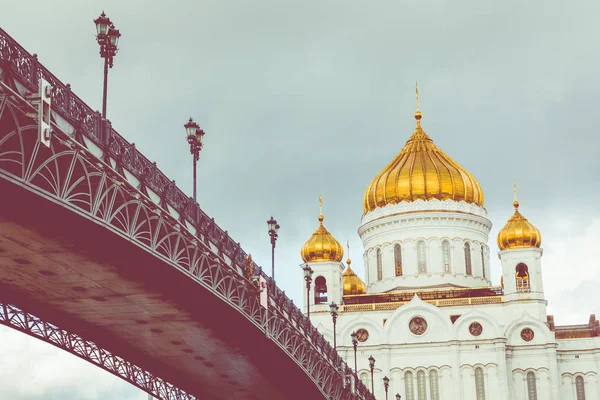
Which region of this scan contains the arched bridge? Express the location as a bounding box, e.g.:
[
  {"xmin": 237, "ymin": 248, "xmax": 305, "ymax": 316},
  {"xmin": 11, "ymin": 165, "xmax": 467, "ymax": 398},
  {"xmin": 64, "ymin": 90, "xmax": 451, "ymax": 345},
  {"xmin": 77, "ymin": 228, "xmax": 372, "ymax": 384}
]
[{"xmin": 0, "ymin": 27, "xmax": 374, "ymax": 400}]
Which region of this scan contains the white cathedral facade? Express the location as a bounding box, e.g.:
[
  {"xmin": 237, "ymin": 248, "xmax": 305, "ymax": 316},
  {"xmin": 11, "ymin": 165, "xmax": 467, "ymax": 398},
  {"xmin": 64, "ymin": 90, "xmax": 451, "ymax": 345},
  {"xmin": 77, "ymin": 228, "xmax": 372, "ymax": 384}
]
[{"xmin": 299, "ymin": 107, "xmax": 599, "ymax": 400}]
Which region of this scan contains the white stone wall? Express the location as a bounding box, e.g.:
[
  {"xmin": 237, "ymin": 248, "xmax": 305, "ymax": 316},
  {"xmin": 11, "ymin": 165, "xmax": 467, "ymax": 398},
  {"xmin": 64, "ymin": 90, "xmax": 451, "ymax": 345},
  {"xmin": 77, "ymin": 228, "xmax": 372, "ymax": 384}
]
[
  {"xmin": 358, "ymin": 202, "xmax": 492, "ymax": 292},
  {"xmin": 499, "ymin": 248, "xmax": 545, "ymax": 302},
  {"xmin": 300, "ymin": 197, "xmax": 599, "ymax": 399},
  {"xmin": 558, "ymin": 337, "xmax": 600, "ymax": 400},
  {"xmin": 308, "ymin": 296, "xmax": 600, "ymax": 400},
  {"xmin": 300, "ymin": 260, "xmax": 343, "ymax": 314}
]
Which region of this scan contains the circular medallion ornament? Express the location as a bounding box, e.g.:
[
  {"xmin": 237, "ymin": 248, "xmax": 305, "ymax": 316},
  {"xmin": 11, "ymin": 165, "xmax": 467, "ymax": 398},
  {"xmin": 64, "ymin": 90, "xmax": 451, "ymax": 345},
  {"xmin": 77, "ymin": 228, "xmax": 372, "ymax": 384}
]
[
  {"xmin": 520, "ymin": 328, "xmax": 535, "ymax": 342},
  {"xmin": 469, "ymin": 322, "xmax": 483, "ymax": 336},
  {"xmin": 409, "ymin": 317, "xmax": 428, "ymax": 335},
  {"xmin": 356, "ymin": 328, "xmax": 369, "ymax": 342}
]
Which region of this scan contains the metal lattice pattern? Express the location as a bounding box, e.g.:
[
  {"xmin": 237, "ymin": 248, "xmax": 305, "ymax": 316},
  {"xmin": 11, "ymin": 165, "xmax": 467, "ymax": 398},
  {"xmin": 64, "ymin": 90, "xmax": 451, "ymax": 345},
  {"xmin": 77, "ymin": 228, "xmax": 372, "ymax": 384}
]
[
  {"xmin": 0, "ymin": 27, "xmax": 374, "ymax": 400},
  {"xmin": 0, "ymin": 302, "xmax": 194, "ymax": 400}
]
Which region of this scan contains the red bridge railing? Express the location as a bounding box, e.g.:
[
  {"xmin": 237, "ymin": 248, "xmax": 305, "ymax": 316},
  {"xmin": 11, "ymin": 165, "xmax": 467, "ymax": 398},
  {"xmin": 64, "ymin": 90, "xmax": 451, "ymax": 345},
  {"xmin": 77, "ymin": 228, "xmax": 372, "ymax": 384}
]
[{"xmin": 0, "ymin": 27, "xmax": 374, "ymax": 400}]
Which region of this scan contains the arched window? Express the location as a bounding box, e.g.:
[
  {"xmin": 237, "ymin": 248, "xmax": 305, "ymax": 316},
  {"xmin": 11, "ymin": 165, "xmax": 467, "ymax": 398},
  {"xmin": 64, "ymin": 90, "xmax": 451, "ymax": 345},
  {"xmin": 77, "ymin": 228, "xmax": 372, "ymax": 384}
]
[
  {"xmin": 475, "ymin": 367, "xmax": 485, "ymax": 400},
  {"xmin": 464, "ymin": 242, "xmax": 472, "ymax": 275},
  {"xmin": 481, "ymin": 245, "xmax": 486, "ymax": 279},
  {"xmin": 516, "ymin": 263, "xmax": 530, "ymax": 293},
  {"xmin": 314, "ymin": 276, "xmax": 327, "ymax": 304},
  {"xmin": 360, "ymin": 373, "xmax": 368, "ymax": 387},
  {"xmin": 404, "ymin": 371, "xmax": 414, "ymax": 400},
  {"xmin": 576, "ymin": 376, "xmax": 586, "ymax": 400},
  {"xmin": 527, "ymin": 372, "xmax": 537, "ymax": 400},
  {"xmin": 394, "ymin": 244, "xmax": 403, "ymax": 276},
  {"xmin": 417, "ymin": 241, "xmax": 427, "ymax": 273},
  {"xmin": 442, "ymin": 241, "xmax": 451, "ymax": 273},
  {"xmin": 376, "ymin": 248, "xmax": 383, "ymax": 281},
  {"xmin": 429, "ymin": 370, "xmax": 440, "ymax": 400},
  {"xmin": 417, "ymin": 370, "xmax": 426, "ymax": 400}
]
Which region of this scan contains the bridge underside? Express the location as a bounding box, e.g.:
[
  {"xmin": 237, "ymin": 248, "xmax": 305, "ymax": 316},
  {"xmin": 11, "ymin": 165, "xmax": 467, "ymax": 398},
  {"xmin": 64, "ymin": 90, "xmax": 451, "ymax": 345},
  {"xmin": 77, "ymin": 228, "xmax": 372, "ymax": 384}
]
[{"xmin": 0, "ymin": 177, "xmax": 322, "ymax": 399}]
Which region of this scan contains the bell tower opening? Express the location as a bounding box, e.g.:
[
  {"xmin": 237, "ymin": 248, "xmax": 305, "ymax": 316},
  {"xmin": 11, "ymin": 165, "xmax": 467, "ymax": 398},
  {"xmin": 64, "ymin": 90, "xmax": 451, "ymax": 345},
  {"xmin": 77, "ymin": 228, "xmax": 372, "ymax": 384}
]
[
  {"xmin": 314, "ymin": 276, "xmax": 328, "ymax": 304},
  {"xmin": 516, "ymin": 263, "xmax": 530, "ymax": 293}
]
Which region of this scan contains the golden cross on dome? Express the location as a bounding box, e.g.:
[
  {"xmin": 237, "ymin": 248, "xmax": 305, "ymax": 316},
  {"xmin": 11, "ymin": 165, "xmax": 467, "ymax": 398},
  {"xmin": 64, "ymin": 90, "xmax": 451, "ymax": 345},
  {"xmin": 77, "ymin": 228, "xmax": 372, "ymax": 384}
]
[
  {"xmin": 319, "ymin": 194, "xmax": 323, "ymax": 215},
  {"xmin": 513, "ymin": 180, "xmax": 518, "ymax": 202},
  {"xmin": 416, "ymin": 81, "xmax": 420, "ymax": 112},
  {"xmin": 346, "ymin": 240, "xmax": 352, "ymax": 266}
]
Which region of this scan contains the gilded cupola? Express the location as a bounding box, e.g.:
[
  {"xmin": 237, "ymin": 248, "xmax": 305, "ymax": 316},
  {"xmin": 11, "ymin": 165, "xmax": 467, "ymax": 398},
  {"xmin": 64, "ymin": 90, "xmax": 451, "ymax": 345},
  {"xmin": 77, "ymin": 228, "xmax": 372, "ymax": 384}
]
[
  {"xmin": 363, "ymin": 87, "xmax": 484, "ymax": 214},
  {"xmin": 497, "ymin": 184, "xmax": 542, "ymax": 251},
  {"xmin": 342, "ymin": 257, "xmax": 366, "ymax": 296},
  {"xmin": 300, "ymin": 196, "xmax": 344, "ymax": 263}
]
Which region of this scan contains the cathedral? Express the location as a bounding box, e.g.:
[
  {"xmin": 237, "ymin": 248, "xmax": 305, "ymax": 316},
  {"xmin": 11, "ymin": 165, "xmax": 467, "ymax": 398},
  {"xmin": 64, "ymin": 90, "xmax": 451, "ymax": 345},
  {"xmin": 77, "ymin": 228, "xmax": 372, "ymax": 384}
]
[{"xmin": 299, "ymin": 100, "xmax": 599, "ymax": 400}]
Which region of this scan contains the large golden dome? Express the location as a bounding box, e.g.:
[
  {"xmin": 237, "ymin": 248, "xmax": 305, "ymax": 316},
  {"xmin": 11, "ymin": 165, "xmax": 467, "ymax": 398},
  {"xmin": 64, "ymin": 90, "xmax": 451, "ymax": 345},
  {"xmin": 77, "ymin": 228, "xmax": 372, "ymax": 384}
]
[
  {"xmin": 342, "ymin": 258, "xmax": 366, "ymax": 296},
  {"xmin": 363, "ymin": 110, "xmax": 484, "ymax": 214},
  {"xmin": 497, "ymin": 200, "xmax": 542, "ymax": 251},
  {"xmin": 301, "ymin": 198, "xmax": 344, "ymax": 263}
]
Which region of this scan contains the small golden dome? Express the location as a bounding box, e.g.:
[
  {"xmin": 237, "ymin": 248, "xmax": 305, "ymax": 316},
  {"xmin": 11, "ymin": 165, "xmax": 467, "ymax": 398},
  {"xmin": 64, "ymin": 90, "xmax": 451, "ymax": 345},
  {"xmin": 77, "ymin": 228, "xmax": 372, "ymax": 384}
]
[
  {"xmin": 342, "ymin": 259, "xmax": 366, "ymax": 296},
  {"xmin": 497, "ymin": 200, "xmax": 542, "ymax": 251},
  {"xmin": 363, "ymin": 109, "xmax": 484, "ymax": 214},
  {"xmin": 300, "ymin": 201, "xmax": 344, "ymax": 263}
]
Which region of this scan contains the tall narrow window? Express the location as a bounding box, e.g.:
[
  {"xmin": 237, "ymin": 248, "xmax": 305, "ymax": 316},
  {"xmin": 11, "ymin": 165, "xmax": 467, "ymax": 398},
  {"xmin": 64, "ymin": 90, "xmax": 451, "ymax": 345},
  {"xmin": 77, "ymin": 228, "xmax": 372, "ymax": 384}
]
[
  {"xmin": 376, "ymin": 248, "xmax": 382, "ymax": 281},
  {"xmin": 360, "ymin": 373, "xmax": 368, "ymax": 387},
  {"xmin": 526, "ymin": 372, "xmax": 537, "ymax": 400},
  {"xmin": 475, "ymin": 368, "xmax": 485, "ymax": 400},
  {"xmin": 417, "ymin": 241, "xmax": 427, "ymax": 273},
  {"xmin": 516, "ymin": 263, "xmax": 530, "ymax": 293},
  {"xmin": 417, "ymin": 371, "xmax": 426, "ymax": 400},
  {"xmin": 395, "ymin": 244, "xmax": 403, "ymax": 276},
  {"xmin": 464, "ymin": 242, "xmax": 472, "ymax": 275},
  {"xmin": 405, "ymin": 371, "xmax": 414, "ymax": 400},
  {"xmin": 576, "ymin": 376, "xmax": 586, "ymax": 400},
  {"xmin": 442, "ymin": 241, "xmax": 451, "ymax": 273},
  {"xmin": 365, "ymin": 252, "xmax": 370, "ymax": 283},
  {"xmin": 314, "ymin": 276, "xmax": 327, "ymax": 304},
  {"xmin": 429, "ymin": 370, "xmax": 440, "ymax": 400},
  {"xmin": 481, "ymin": 245, "xmax": 486, "ymax": 279}
]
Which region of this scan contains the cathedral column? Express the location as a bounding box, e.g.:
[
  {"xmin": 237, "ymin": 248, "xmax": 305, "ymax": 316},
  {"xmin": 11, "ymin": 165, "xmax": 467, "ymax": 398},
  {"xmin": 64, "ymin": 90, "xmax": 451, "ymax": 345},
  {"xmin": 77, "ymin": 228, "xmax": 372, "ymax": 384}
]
[
  {"xmin": 595, "ymin": 353, "xmax": 600, "ymax": 398},
  {"xmin": 513, "ymin": 372, "xmax": 525, "ymax": 400},
  {"xmin": 536, "ymin": 371, "xmax": 555, "ymax": 400},
  {"xmin": 451, "ymin": 343, "xmax": 464, "ymax": 400},
  {"xmin": 399, "ymin": 373, "xmax": 407, "ymax": 399},
  {"xmin": 587, "ymin": 374, "xmax": 599, "ymax": 399},
  {"xmin": 440, "ymin": 368, "xmax": 453, "ymax": 400},
  {"xmin": 461, "ymin": 367, "xmax": 475, "ymax": 400},
  {"xmin": 546, "ymin": 345, "xmax": 560, "ymax": 400},
  {"xmin": 494, "ymin": 340, "xmax": 509, "ymax": 400},
  {"xmin": 559, "ymin": 375, "xmax": 572, "ymax": 400}
]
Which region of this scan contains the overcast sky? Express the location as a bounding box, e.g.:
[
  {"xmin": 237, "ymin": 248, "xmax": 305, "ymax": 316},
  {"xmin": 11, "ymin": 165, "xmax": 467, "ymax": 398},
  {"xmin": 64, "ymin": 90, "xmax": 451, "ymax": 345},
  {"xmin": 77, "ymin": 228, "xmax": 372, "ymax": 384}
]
[{"xmin": 1, "ymin": 0, "xmax": 599, "ymax": 398}]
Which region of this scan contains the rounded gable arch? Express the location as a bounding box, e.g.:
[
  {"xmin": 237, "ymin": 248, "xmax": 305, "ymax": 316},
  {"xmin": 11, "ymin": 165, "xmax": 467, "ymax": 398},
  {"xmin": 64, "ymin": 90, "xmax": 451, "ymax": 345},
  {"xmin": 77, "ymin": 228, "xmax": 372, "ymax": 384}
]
[
  {"xmin": 505, "ymin": 313, "xmax": 553, "ymax": 345},
  {"xmin": 383, "ymin": 295, "xmax": 454, "ymax": 343},
  {"xmin": 453, "ymin": 308, "xmax": 504, "ymax": 340},
  {"xmin": 338, "ymin": 313, "xmax": 383, "ymax": 346}
]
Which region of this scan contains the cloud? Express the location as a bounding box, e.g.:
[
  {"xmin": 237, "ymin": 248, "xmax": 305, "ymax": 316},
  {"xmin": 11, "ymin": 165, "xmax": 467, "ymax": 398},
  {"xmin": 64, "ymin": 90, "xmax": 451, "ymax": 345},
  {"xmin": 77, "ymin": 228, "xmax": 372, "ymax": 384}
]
[
  {"xmin": 543, "ymin": 217, "xmax": 600, "ymax": 325},
  {"xmin": 0, "ymin": 326, "xmax": 147, "ymax": 400},
  {"xmin": 1, "ymin": 0, "xmax": 599, "ymax": 397}
]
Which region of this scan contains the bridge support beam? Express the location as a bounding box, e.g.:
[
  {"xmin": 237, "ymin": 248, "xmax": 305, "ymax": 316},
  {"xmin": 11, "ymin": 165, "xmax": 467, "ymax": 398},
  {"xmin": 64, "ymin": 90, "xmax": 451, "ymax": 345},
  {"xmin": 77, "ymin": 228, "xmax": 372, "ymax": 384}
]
[{"xmin": 0, "ymin": 301, "xmax": 195, "ymax": 400}]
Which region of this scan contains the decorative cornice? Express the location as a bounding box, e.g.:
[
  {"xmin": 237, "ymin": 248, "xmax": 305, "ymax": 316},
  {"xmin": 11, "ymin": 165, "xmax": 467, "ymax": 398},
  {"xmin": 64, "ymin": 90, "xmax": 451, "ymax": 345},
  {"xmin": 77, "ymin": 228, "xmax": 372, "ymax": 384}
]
[
  {"xmin": 361, "ymin": 199, "xmax": 488, "ymax": 225},
  {"xmin": 359, "ymin": 209, "xmax": 492, "ymax": 239}
]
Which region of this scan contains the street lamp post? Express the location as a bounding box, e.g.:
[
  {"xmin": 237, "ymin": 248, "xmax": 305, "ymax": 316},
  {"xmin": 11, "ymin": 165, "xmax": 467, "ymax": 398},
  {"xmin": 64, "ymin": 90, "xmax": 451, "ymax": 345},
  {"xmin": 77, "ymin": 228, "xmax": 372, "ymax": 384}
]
[
  {"xmin": 396, "ymin": 393, "xmax": 402, "ymax": 400},
  {"xmin": 383, "ymin": 376, "xmax": 390, "ymax": 400},
  {"xmin": 266, "ymin": 216, "xmax": 280, "ymax": 281},
  {"xmin": 184, "ymin": 118, "xmax": 205, "ymax": 202},
  {"xmin": 329, "ymin": 302, "xmax": 339, "ymax": 350},
  {"xmin": 369, "ymin": 355, "xmax": 376, "ymax": 394},
  {"xmin": 93, "ymin": 12, "xmax": 121, "ymax": 119},
  {"xmin": 302, "ymin": 264, "xmax": 313, "ymax": 319},
  {"xmin": 350, "ymin": 331, "xmax": 358, "ymax": 387}
]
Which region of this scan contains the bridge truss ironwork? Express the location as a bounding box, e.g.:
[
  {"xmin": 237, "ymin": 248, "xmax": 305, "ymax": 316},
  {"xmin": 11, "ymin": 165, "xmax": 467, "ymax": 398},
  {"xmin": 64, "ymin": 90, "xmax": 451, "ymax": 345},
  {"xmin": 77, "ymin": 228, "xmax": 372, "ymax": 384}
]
[
  {"xmin": 0, "ymin": 302, "xmax": 195, "ymax": 400},
  {"xmin": 0, "ymin": 27, "xmax": 374, "ymax": 400}
]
